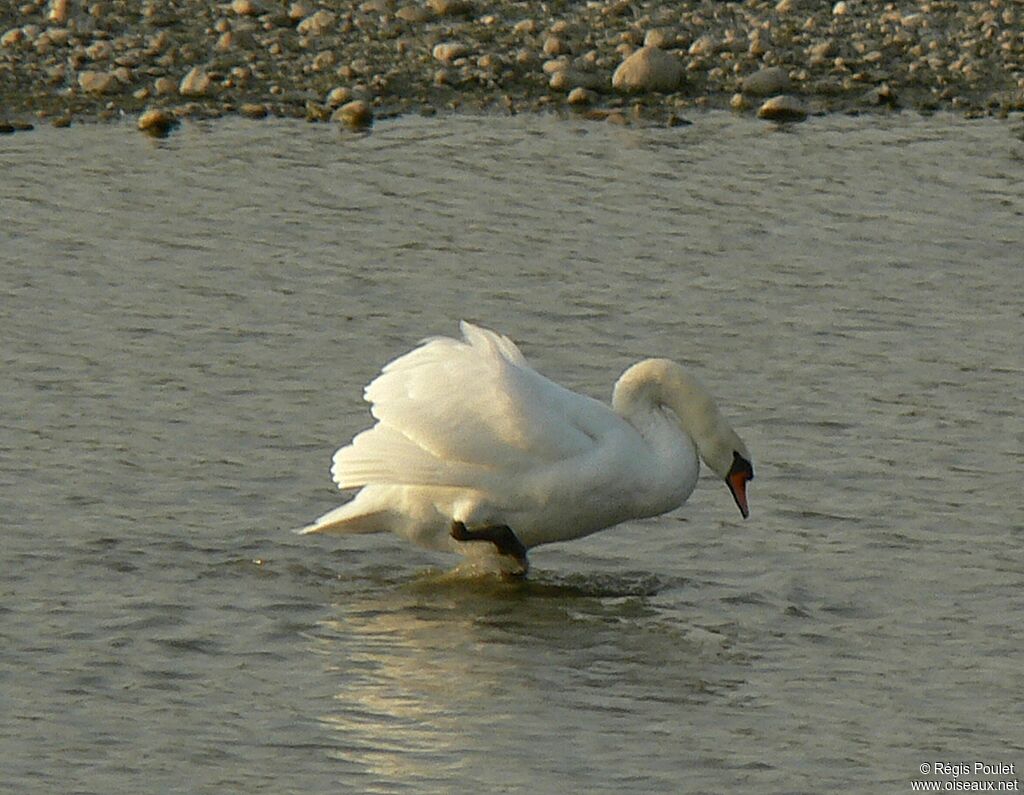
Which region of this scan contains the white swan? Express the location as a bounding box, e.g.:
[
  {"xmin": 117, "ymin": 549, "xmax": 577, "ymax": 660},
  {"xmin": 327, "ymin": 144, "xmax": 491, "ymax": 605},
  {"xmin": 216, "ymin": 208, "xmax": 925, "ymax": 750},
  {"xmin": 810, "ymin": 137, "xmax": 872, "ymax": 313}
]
[{"xmin": 298, "ymin": 321, "xmax": 753, "ymax": 575}]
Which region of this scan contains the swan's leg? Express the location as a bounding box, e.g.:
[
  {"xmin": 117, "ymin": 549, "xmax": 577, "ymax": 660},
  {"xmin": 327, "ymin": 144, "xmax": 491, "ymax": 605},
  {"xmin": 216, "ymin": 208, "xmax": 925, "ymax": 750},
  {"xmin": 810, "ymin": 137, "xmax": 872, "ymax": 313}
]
[{"xmin": 450, "ymin": 520, "xmax": 529, "ymax": 574}]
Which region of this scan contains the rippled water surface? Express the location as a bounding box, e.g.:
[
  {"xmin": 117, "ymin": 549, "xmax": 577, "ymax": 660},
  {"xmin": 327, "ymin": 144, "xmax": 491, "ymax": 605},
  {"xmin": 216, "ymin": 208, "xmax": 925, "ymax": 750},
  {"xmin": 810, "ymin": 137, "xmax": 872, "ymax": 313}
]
[{"xmin": 3, "ymin": 112, "xmax": 1023, "ymax": 793}]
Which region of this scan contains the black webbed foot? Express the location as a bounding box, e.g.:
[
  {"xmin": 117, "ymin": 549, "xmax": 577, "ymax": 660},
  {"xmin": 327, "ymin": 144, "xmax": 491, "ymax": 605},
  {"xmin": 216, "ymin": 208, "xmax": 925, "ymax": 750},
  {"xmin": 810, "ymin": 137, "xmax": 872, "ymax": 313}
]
[{"xmin": 451, "ymin": 520, "xmax": 529, "ymax": 574}]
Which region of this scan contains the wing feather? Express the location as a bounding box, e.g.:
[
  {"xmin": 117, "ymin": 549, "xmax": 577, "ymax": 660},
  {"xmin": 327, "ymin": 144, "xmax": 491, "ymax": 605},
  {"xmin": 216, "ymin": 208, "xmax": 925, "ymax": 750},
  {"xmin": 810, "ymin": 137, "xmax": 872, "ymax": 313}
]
[{"xmin": 331, "ymin": 321, "xmax": 608, "ymax": 490}]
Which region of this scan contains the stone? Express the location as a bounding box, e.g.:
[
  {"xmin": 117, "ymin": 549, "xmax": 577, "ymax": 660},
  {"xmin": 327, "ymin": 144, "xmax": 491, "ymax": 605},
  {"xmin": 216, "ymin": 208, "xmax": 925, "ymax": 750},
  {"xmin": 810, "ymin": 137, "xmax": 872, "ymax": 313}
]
[
  {"xmin": 602, "ymin": 0, "xmax": 630, "ymax": 17},
  {"xmin": 1, "ymin": 28, "xmax": 24, "ymax": 47},
  {"xmin": 742, "ymin": 66, "xmax": 792, "ymax": 97},
  {"xmin": 77, "ymin": 70, "xmax": 118, "ymax": 94},
  {"xmin": 396, "ymin": 5, "xmax": 431, "ymax": 23},
  {"xmin": 85, "ymin": 40, "xmax": 113, "ymax": 61},
  {"xmin": 566, "ymin": 87, "xmax": 594, "ymax": 105},
  {"xmin": 231, "ymin": 0, "xmax": 259, "ymax": 15},
  {"xmin": 43, "ymin": 28, "xmax": 72, "ymax": 48},
  {"xmin": 756, "ymin": 95, "xmax": 807, "ymax": 122},
  {"xmin": 325, "ymin": 86, "xmax": 352, "ymax": 107},
  {"xmin": 542, "ymin": 58, "xmax": 569, "ymax": 75},
  {"xmin": 612, "ymin": 46, "xmax": 684, "ymax": 93},
  {"xmin": 862, "ymin": 83, "xmax": 897, "ymax": 107},
  {"xmin": 427, "ymin": 0, "xmax": 472, "ymax": 16},
  {"xmin": 305, "ymin": 101, "xmax": 329, "ymax": 121},
  {"xmin": 179, "ymin": 66, "xmax": 212, "ymax": 96},
  {"xmin": 333, "ymin": 99, "xmax": 373, "ymax": 129},
  {"xmin": 688, "ymin": 35, "xmax": 714, "ymax": 57},
  {"xmin": 137, "ymin": 108, "xmax": 178, "ymax": 136},
  {"xmin": 153, "ymin": 76, "xmax": 177, "ymax": 95},
  {"xmin": 644, "ymin": 28, "xmax": 674, "ymax": 49},
  {"xmin": 747, "ymin": 30, "xmax": 767, "ymax": 58},
  {"xmin": 240, "ymin": 102, "xmax": 268, "ymax": 118},
  {"xmin": 807, "ymin": 40, "xmax": 835, "ymax": 66},
  {"xmin": 310, "ymin": 50, "xmax": 336, "ymax": 71},
  {"xmin": 432, "ymin": 41, "xmax": 468, "ymax": 64},
  {"xmin": 145, "ymin": 31, "xmax": 170, "ymax": 56},
  {"xmin": 548, "ymin": 68, "xmax": 607, "ymax": 93},
  {"xmin": 288, "ymin": 2, "xmax": 312, "ymax": 21},
  {"xmin": 543, "ymin": 36, "xmax": 566, "ymax": 57},
  {"xmin": 48, "ymin": 0, "xmax": 70, "ymax": 24},
  {"xmin": 296, "ymin": 10, "xmax": 335, "ymax": 36}
]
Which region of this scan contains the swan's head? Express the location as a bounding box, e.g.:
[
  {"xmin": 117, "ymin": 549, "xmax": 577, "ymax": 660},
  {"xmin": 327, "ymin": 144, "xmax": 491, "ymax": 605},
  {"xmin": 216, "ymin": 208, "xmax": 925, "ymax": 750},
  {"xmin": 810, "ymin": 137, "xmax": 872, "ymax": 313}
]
[{"xmin": 613, "ymin": 358, "xmax": 754, "ymax": 518}]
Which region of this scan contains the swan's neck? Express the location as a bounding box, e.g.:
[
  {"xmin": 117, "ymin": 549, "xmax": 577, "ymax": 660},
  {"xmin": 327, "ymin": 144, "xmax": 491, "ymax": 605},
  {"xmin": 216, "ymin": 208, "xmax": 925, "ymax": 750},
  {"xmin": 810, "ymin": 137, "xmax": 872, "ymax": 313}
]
[{"xmin": 612, "ymin": 358, "xmax": 747, "ymax": 479}]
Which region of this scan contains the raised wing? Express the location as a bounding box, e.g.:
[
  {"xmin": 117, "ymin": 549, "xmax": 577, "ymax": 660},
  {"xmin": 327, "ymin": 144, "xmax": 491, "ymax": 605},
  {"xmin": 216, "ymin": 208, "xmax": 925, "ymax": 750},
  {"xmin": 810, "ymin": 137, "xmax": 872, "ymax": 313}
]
[{"xmin": 331, "ymin": 322, "xmax": 611, "ymax": 489}]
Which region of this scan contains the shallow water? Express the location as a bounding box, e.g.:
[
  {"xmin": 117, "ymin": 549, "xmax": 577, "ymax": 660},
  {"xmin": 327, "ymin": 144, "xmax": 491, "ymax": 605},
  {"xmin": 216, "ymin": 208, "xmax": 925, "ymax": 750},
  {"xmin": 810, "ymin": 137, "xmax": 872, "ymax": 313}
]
[{"xmin": 2, "ymin": 111, "xmax": 1023, "ymax": 793}]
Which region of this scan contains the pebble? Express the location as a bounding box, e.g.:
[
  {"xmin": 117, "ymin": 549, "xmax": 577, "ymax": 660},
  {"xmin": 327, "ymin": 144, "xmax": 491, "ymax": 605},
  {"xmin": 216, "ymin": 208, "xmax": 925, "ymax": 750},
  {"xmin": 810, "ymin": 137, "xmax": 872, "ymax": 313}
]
[
  {"xmin": 325, "ymin": 86, "xmax": 352, "ymax": 107},
  {"xmin": 1, "ymin": 28, "xmax": 23, "ymax": 47},
  {"xmin": 729, "ymin": 92, "xmax": 749, "ymax": 111},
  {"xmin": 396, "ymin": 6, "xmax": 431, "ymax": 23},
  {"xmin": 231, "ymin": 0, "xmax": 259, "ymax": 15},
  {"xmin": 432, "ymin": 41, "xmax": 468, "ymax": 65},
  {"xmin": 548, "ymin": 68, "xmax": 607, "ymax": 93},
  {"xmin": 179, "ymin": 66, "xmax": 212, "ymax": 97},
  {"xmin": 296, "ymin": 10, "xmax": 336, "ymax": 36},
  {"xmin": 47, "ymin": 0, "xmax": 69, "ymax": 24},
  {"xmin": 756, "ymin": 95, "xmax": 808, "ymax": 122},
  {"xmin": 643, "ymin": 29, "xmax": 675, "ymax": 50},
  {"xmin": 543, "ymin": 36, "xmax": 567, "ymax": 57},
  {"xmin": 0, "ymin": 119, "xmax": 33, "ymax": 133},
  {"xmin": 288, "ymin": 2, "xmax": 312, "ymax": 22},
  {"xmin": 0, "ymin": 0, "xmax": 1019, "ymax": 128},
  {"xmin": 742, "ymin": 66, "xmax": 792, "ymax": 97},
  {"xmin": 239, "ymin": 102, "xmax": 268, "ymax": 118},
  {"xmin": 566, "ymin": 87, "xmax": 594, "ymax": 105},
  {"xmin": 333, "ymin": 99, "xmax": 373, "ymax": 128},
  {"xmin": 137, "ymin": 108, "xmax": 178, "ymax": 136},
  {"xmin": 862, "ymin": 83, "xmax": 897, "ymax": 107},
  {"xmin": 153, "ymin": 77, "xmax": 177, "ymax": 96},
  {"xmin": 807, "ymin": 40, "xmax": 835, "ymax": 66},
  {"xmin": 688, "ymin": 35, "xmax": 715, "ymax": 58},
  {"xmin": 85, "ymin": 41, "xmax": 114, "ymax": 62},
  {"xmin": 78, "ymin": 71, "xmax": 119, "ymax": 94},
  {"xmin": 612, "ymin": 46, "xmax": 684, "ymax": 93},
  {"xmin": 428, "ymin": 0, "xmax": 472, "ymax": 17}
]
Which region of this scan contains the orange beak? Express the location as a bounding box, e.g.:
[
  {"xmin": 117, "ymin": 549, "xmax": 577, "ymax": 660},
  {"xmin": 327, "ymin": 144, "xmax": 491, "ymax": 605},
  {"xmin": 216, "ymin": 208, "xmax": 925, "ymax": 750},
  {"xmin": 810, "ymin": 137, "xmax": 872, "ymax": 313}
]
[{"xmin": 725, "ymin": 453, "xmax": 753, "ymax": 519}]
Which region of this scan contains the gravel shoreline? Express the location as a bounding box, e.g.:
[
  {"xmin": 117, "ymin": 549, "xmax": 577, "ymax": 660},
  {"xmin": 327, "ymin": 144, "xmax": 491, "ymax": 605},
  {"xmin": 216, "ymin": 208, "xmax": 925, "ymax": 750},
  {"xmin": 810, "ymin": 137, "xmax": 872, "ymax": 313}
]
[{"xmin": 2, "ymin": 0, "xmax": 1024, "ymax": 133}]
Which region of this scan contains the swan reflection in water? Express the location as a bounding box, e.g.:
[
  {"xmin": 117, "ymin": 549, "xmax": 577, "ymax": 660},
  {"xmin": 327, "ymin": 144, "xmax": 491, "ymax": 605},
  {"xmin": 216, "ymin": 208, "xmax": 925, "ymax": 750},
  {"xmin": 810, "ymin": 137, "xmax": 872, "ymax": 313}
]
[{"xmin": 309, "ymin": 569, "xmax": 734, "ymax": 785}]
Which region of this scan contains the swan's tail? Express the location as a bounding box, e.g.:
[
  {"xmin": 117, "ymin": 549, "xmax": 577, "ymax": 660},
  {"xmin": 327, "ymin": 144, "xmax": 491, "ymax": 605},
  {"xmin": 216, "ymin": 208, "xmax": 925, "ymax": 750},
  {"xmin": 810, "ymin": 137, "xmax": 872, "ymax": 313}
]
[{"xmin": 294, "ymin": 500, "xmax": 389, "ymax": 536}]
